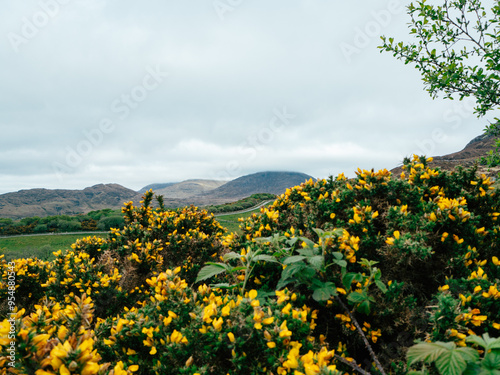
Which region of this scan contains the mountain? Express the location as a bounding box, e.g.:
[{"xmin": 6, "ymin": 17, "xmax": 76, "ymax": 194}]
[
  {"xmin": 391, "ymin": 133, "xmax": 499, "ymax": 177},
  {"xmin": 185, "ymin": 171, "xmax": 314, "ymax": 206},
  {"xmin": 0, "ymin": 184, "xmax": 137, "ymax": 219},
  {"xmin": 138, "ymin": 182, "xmax": 178, "ymax": 194},
  {"xmin": 150, "ymin": 180, "xmax": 227, "ymax": 199},
  {"xmin": 0, "ymin": 172, "xmax": 313, "ymax": 219}
]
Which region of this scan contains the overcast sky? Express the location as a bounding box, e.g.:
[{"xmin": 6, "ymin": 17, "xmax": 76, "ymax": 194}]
[{"xmin": 0, "ymin": 1, "xmax": 495, "ymax": 194}]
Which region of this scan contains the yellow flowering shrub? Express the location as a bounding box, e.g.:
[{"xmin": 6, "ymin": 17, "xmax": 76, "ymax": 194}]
[
  {"xmin": 1, "ymin": 159, "xmax": 499, "ymax": 374},
  {"xmin": 208, "ymin": 156, "xmax": 500, "ymax": 371}
]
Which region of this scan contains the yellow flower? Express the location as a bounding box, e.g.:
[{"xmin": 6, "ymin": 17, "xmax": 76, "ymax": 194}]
[
  {"xmin": 248, "ymin": 289, "xmax": 258, "ymax": 300},
  {"xmin": 227, "ymin": 332, "xmax": 235, "ymax": 343},
  {"xmin": 212, "ymin": 317, "xmax": 224, "ymax": 331},
  {"xmin": 262, "ymin": 317, "xmax": 274, "ymax": 325},
  {"xmin": 281, "ymin": 303, "xmax": 292, "ymax": 315}
]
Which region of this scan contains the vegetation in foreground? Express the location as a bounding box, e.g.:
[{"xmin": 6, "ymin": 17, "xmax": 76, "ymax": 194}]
[{"xmin": 0, "ymin": 156, "xmax": 499, "ymax": 374}]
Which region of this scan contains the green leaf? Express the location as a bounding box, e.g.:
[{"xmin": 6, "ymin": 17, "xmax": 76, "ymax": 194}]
[
  {"xmin": 343, "ymin": 272, "xmax": 364, "ymax": 290},
  {"xmin": 210, "ymin": 283, "xmax": 233, "ymax": 289},
  {"xmin": 375, "ymin": 280, "xmax": 388, "ymax": 293},
  {"xmin": 347, "ymin": 291, "xmax": 367, "ymax": 304},
  {"xmin": 482, "ymin": 350, "xmax": 500, "ymax": 371},
  {"xmin": 357, "ymin": 300, "xmax": 371, "ymax": 314},
  {"xmin": 435, "ymin": 347, "xmax": 476, "ymax": 375},
  {"xmin": 308, "ymin": 255, "xmax": 324, "ymax": 271},
  {"xmin": 407, "ymin": 342, "xmax": 479, "ymax": 375},
  {"xmin": 467, "ymin": 333, "xmax": 500, "ymax": 351},
  {"xmin": 312, "ymin": 281, "xmax": 337, "ymax": 302},
  {"xmin": 299, "ymin": 237, "xmax": 315, "ymax": 248},
  {"xmin": 332, "ymin": 252, "xmax": 343, "ymax": 260},
  {"xmin": 222, "ymin": 252, "xmax": 242, "ymax": 261},
  {"xmin": 407, "ymin": 342, "xmax": 455, "ymax": 366},
  {"xmin": 312, "ymin": 228, "xmax": 325, "ymax": 237},
  {"xmin": 283, "ymin": 255, "xmax": 306, "ymax": 265},
  {"xmin": 331, "ymin": 259, "xmax": 347, "ymax": 268},
  {"xmin": 252, "ymin": 254, "xmax": 280, "ymax": 264},
  {"xmin": 280, "ymin": 263, "xmax": 305, "ymax": 282},
  {"xmin": 276, "ymin": 278, "xmax": 294, "ymax": 290},
  {"xmin": 195, "ymin": 263, "xmax": 229, "ymax": 283},
  {"xmin": 297, "ymin": 248, "xmax": 315, "ymax": 257}
]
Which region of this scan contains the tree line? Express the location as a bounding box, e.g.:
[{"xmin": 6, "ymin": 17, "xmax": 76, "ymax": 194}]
[{"xmin": 0, "ymin": 208, "xmax": 125, "ymax": 236}]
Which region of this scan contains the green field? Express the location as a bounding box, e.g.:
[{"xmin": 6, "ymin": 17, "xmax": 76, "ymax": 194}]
[
  {"xmin": 216, "ymin": 211, "xmax": 256, "ymax": 234},
  {"xmin": 215, "ymin": 203, "xmax": 271, "ymax": 234},
  {"xmin": 0, "ymin": 233, "xmax": 107, "ymax": 261}
]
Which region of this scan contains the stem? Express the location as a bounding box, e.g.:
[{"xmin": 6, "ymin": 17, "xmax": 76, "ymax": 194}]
[
  {"xmin": 335, "ymin": 296, "xmax": 387, "ymax": 375},
  {"xmin": 334, "ymin": 354, "xmax": 372, "ymax": 375}
]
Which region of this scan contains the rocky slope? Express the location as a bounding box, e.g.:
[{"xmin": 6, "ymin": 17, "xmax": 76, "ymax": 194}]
[
  {"xmin": 0, "ymin": 184, "xmax": 137, "ymax": 219},
  {"xmin": 391, "ymin": 133, "xmax": 499, "ymax": 177}
]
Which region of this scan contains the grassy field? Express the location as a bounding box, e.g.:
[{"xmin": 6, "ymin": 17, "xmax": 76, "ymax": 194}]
[
  {"xmin": 215, "ymin": 207, "xmax": 265, "ymax": 234},
  {"xmin": 0, "ymin": 233, "xmax": 107, "ymax": 261}
]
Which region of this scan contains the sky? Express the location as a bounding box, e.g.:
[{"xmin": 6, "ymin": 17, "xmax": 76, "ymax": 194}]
[{"xmin": 0, "ymin": 0, "xmax": 496, "ymax": 194}]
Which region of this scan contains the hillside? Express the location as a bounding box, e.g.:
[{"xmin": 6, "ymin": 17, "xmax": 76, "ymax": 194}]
[
  {"xmin": 150, "ymin": 179, "xmax": 227, "ymax": 199},
  {"xmin": 391, "ymin": 133, "xmax": 499, "ymax": 177},
  {"xmin": 0, "ymin": 184, "xmax": 137, "ymax": 219},
  {"xmin": 137, "ymin": 182, "xmax": 177, "ymax": 194},
  {"xmin": 187, "ymin": 171, "xmax": 314, "ymax": 206}
]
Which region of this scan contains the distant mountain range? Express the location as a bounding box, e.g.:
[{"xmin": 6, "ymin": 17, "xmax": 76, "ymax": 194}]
[
  {"xmin": 0, "ymin": 184, "xmax": 137, "ymax": 219},
  {"xmin": 151, "ymin": 180, "xmax": 227, "ymax": 199},
  {"xmin": 0, "ymin": 171, "xmax": 313, "ymax": 219},
  {"xmin": 189, "ymin": 171, "xmax": 313, "ymax": 206}
]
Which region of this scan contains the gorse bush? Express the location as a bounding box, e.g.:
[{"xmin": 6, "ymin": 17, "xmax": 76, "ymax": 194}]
[{"xmin": 0, "ymin": 158, "xmax": 499, "ymax": 374}]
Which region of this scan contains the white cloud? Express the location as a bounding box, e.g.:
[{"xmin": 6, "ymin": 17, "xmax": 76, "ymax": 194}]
[{"xmin": 0, "ymin": 0, "xmax": 491, "ymax": 194}]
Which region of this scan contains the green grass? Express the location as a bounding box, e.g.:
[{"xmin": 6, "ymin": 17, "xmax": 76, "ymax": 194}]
[
  {"xmin": 0, "ymin": 233, "xmax": 107, "ymax": 261},
  {"xmin": 216, "ymin": 205, "xmax": 270, "ymax": 234}
]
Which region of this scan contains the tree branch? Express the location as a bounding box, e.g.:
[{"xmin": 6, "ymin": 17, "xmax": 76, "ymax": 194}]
[
  {"xmin": 335, "ymin": 296, "xmax": 387, "ymax": 375},
  {"xmin": 334, "ymin": 354, "xmax": 372, "ymax": 375}
]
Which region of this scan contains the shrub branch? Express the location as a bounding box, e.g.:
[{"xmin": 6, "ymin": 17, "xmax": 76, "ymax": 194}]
[{"xmin": 335, "ymin": 296, "xmax": 386, "ymax": 375}]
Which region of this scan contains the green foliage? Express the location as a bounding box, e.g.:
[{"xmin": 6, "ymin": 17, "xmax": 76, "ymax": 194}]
[
  {"xmin": 407, "ymin": 334, "xmax": 500, "ymax": 375},
  {"xmin": 380, "ymin": 0, "xmax": 500, "ymax": 171},
  {"xmin": 0, "ymin": 208, "xmax": 122, "ymax": 236}
]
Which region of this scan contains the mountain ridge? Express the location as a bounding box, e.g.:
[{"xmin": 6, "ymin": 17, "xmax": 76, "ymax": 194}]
[{"xmin": 0, "ymin": 171, "xmax": 313, "ymax": 219}]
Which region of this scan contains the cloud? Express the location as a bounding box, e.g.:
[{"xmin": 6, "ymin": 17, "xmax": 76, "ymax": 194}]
[{"xmin": 0, "ymin": 1, "xmax": 492, "ymax": 194}]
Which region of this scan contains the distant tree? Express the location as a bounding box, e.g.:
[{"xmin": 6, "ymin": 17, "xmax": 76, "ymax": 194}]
[
  {"xmin": 33, "ymin": 224, "xmax": 48, "ymax": 234},
  {"xmin": 81, "ymin": 218, "xmax": 98, "ymax": 231},
  {"xmin": 380, "ymin": 0, "xmax": 500, "ymax": 169},
  {"xmin": 97, "ymin": 216, "xmax": 125, "ymax": 231}
]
